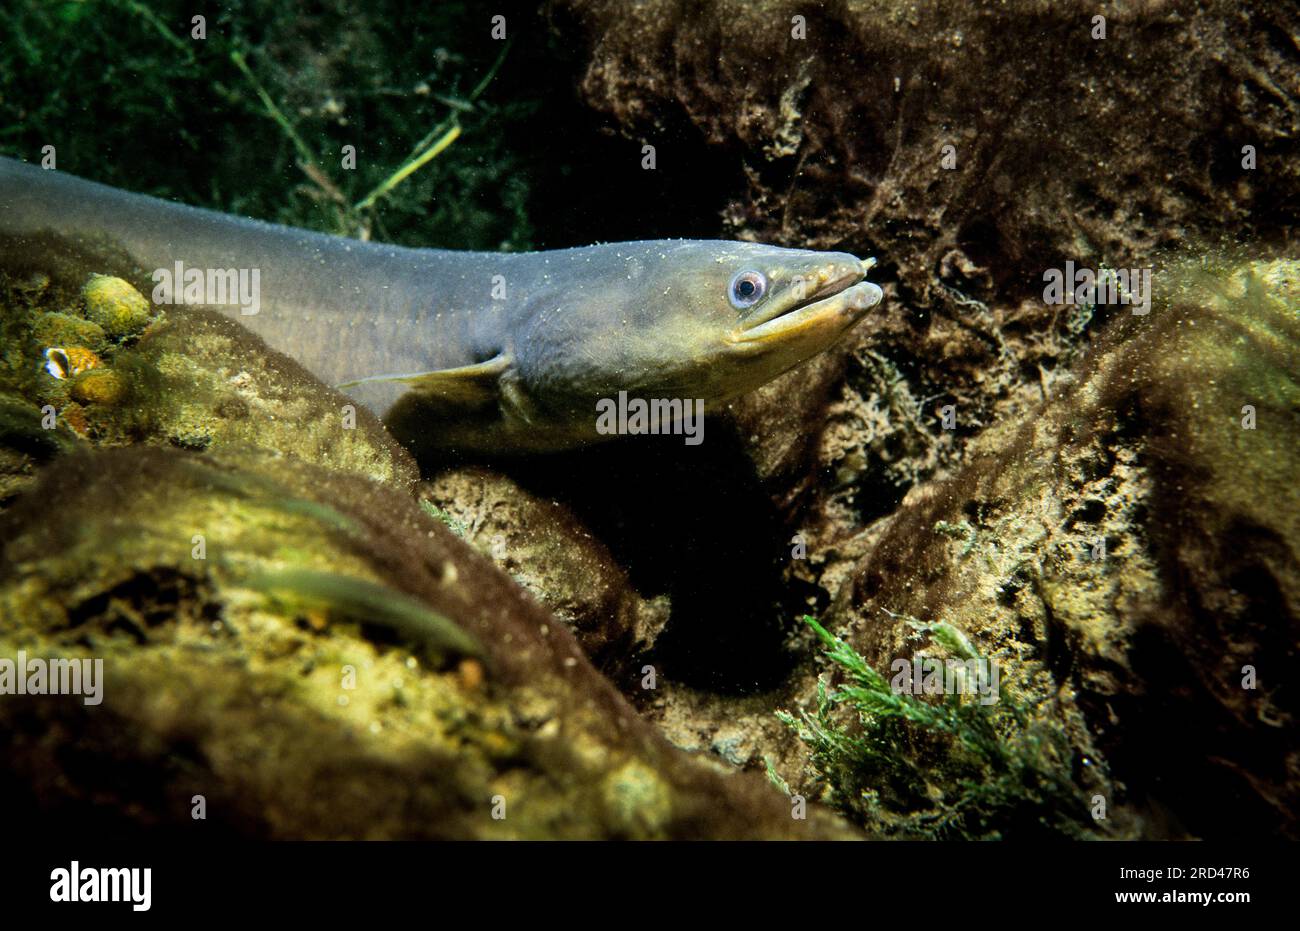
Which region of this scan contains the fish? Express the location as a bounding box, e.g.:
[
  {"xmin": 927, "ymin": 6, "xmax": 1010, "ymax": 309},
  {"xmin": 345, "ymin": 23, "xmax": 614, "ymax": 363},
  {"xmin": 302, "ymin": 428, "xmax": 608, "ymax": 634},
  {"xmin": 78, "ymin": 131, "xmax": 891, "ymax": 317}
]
[{"xmin": 0, "ymin": 156, "xmax": 883, "ymax": 455}]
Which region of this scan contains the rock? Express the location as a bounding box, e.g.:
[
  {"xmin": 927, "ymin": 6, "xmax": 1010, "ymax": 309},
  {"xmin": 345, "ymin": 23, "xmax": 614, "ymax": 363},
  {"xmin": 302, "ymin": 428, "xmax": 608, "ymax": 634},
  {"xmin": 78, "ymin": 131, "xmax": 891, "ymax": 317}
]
[
  {"xmin": 558, "ymin": 0, "xmax": 1300, "ymax": 559},
  {"xmin": 120, "ymin": 305, "xmax": 418, "ymax": 489},
  {"xmin": 0, "ymin": 445, "xmax": 856, "ymax": 840},
  {"xmin": 562, "ymin": 0, "xmax": 1296, "ymax": 306},
  {"xmin": 0, "ymin": 263, "xmax": 418, "ymax": 493},
  {"xmin": 806, "ymin": 257, "xmax": 1300, "ymax": 838},
  {"xmin": 547, "ymin": 4, "xmax": 1300, "ymax": 811},
  {"xmin": 81, "ymin": 273, "xmax": 152, "ymax": 339},
  {"xmin": 33, "ymin": 312, "xmax": 108, "ymax": 353},
  {"xmin": 421, "ymin": 466, "xmax": 671, "ymax": 676},
  {"xmin": 69, "ymin": 368, "xmax": 125, "ymax": 406}
]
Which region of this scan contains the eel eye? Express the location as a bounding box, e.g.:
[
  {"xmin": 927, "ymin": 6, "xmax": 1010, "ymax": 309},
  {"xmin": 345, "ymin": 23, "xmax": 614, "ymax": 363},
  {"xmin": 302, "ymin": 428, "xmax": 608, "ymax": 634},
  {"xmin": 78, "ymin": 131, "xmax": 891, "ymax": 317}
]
[{"xmin": 728, "ymin": 270, "xmax": 767, "ymax": 310}]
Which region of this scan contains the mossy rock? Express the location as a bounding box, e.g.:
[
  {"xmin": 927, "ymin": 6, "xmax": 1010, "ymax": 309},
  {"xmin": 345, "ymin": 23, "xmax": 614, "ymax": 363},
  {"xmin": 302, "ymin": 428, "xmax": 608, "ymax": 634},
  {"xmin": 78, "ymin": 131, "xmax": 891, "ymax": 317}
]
[
  {"xmin": 81, "ymin": 273, "xmax": 153, "ymax": 340},
  {"xmin": 0, "ymin": 444, "xmax": 856, "ymax": 839},
  {"xmin": 32, "ymin": 311, "xmax": 108, "ymax": 353},
  {"xmin": 1, "ymin": 260, "xmax": 419, "ymax": 494},
  {"xmin": 813, "ymin": 256, "xmax": 1300, "ymax": 838}
]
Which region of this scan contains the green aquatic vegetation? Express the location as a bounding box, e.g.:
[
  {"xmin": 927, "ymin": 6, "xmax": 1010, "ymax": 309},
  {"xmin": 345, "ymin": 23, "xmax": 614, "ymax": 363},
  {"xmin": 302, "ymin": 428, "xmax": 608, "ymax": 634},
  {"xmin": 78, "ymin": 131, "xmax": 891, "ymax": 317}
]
[
  {"xmin": 778, "ymin": 615, "xmax": 1103, "ymax": 839},
  {"xmin": 419, "ymin": 499, "xmax": 469, "ymax": 538},
  {"xmin": 0, "ymin": 0, "xmax": 540, "ymax": 251}
]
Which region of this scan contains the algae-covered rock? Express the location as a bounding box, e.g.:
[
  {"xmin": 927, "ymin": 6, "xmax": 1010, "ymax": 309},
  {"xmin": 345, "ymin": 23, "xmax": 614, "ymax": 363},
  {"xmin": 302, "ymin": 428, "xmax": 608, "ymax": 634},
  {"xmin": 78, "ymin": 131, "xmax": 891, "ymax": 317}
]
[
  {"xmin": 0, "ymin": 261, "xmax": 418, "ymax": 494},
  {"xmin": 32, "ymin": 312, "xmax": 108, "ymax": 353},
  {"xmin": 0, "ymin": 445, "xmax": 854, "ymax": 839},
  {"xmin": 69, "ymin": 367, "xmax": 125, "ymax": 405},
  {"xmin": 559, "ymin": 0, "xmax": 1300, "ymax": 565},
  {"xmin": 421, "ymin": 467, "xmax": 671, "ymax": 676},
  {"xmin": 119, "ymin": 304, "xmax": 418, "ymax": 489},
  {"xmin": 563, "ymin": 0, "xmax": 1296, "ymax": 309},
  {"xmin": 796, "ymin": 257, "xmax": 1300, "ymax": 838},
  {"xmin": 81, "ymin": 273, "xmax": 153, "ymax": 339}
]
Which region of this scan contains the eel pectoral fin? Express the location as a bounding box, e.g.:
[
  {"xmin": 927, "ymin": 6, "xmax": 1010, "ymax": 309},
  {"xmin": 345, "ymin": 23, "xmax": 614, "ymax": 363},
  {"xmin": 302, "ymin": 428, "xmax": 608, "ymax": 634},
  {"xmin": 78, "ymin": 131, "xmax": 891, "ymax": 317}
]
[{"xmin": 336, "ymin": 354, "xmax": 510, "ymax": 409}]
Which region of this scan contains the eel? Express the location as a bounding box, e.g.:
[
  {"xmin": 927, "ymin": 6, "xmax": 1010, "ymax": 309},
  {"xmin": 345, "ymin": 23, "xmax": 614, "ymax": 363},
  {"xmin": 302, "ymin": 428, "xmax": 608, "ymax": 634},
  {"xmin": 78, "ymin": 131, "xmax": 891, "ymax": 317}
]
[{"xmin": 0, "ymin": 156, "xmax": 883, "ymax": 455}]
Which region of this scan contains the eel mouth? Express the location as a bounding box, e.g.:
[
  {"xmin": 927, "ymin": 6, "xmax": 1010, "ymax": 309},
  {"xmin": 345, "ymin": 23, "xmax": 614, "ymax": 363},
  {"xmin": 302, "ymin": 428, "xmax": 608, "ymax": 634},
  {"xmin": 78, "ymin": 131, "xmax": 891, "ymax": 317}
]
[{"xmin": 731, "ymin": 261, "xmax": 883, "ymax": 344}]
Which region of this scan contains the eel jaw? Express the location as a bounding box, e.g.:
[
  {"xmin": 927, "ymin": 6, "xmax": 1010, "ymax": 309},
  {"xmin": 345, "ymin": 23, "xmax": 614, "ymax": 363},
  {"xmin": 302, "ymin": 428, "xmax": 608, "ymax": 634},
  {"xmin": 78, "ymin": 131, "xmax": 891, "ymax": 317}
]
[{"xmin": 729, "ymin": 271, "xmax": 883, "ymax": 346}]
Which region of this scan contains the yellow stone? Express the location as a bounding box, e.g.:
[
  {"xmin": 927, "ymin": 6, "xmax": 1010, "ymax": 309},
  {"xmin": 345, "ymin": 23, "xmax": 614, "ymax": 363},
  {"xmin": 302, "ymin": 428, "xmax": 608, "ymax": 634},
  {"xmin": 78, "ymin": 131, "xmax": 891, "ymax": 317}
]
[
  {"xmin": 70, "ymin": 368, "xmax": 126, "ymax": 405},
  {"xmin": 82, "ymin": 274, "xmax": 152, "ymax": 339}
]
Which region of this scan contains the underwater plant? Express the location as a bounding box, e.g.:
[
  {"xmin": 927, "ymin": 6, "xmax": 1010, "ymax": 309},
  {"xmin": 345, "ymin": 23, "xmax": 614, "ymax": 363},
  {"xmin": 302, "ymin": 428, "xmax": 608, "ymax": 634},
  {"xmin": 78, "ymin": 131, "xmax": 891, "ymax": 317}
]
[{"xmin": 777, "ymin": 615, "xmax": 1108, "ymax": 840}]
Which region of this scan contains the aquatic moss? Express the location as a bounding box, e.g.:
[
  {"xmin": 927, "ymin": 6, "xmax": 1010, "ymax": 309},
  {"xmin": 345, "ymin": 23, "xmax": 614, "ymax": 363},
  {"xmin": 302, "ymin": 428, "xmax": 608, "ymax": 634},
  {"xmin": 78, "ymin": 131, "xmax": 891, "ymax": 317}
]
[{"xmin": 778, "ymin": 615, "xmax": 1106, "ymax": 840}]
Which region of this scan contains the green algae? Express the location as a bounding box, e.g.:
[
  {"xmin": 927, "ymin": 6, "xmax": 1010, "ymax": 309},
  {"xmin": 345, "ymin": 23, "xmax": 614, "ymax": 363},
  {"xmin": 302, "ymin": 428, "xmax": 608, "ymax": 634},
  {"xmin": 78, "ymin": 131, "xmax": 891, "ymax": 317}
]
[{"xmin": 778, "ymin": 615, "xmax": 1099, "ymax": 840}]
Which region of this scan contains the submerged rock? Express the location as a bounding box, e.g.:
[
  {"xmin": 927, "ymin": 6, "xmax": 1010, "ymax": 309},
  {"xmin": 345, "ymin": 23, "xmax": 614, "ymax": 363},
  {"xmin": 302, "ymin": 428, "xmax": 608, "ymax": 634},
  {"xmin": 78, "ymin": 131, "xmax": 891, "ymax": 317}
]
[
  {"xmin": 68, "ymin": 367, "xmax": 126, "ymax": 406},
  {"xmin": 81, "ymin": 273, "xmax": 153, "ymax": 340},
  {"xmin": 559, "ymin": 0, "xmax": 1300, "ymax": 608},
  {"xmin": 33, "ymin": 312, "xmax": 108, "ymax": 354},
  {"xmin": 0, "ymin": 445, "xmax": 854, "ymax": 839},
  {"xmin": 421, "ymin": 466, "xmax": 671, "ymax": 676},
  {"xmin": 799, "ymin": 258, "xmax": 1300, "ymax": 838},
  {"xmin": 0, "ymin": 261, "xmax": 418, "ymax": 496}
]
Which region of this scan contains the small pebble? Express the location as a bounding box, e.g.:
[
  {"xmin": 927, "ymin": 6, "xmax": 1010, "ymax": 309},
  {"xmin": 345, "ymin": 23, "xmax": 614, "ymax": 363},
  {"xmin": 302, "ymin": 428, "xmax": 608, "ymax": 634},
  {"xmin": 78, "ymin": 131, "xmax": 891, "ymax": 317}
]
[
  {"xmin": 82, "ymin": 274, "xmax": 152, "ymax": 339},
  {"xmin": 70, "ymin": 368, "xmax": 126, "ymax": 405}
]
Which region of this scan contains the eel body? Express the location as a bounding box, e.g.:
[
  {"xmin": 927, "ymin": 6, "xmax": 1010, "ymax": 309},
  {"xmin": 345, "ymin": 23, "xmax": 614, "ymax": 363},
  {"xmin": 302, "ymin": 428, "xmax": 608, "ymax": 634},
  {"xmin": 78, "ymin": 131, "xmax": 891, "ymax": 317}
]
[{"xmin": 0, "ymin": 156, "xmax": 883, "ymax": 454}]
